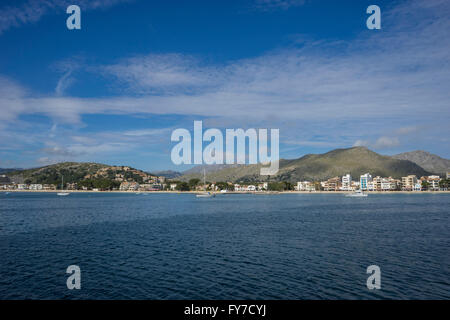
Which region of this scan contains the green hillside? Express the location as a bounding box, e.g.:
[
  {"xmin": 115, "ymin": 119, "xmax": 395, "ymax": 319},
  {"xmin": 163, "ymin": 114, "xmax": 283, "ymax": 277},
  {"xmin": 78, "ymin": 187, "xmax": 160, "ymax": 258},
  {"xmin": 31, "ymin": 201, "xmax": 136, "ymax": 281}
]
[
  {"xmin": 8, "ymin": 162, "xmax": 109, "ymax": 184},
  {"xmin": 6, "ymin": 162, "xmax": 158, "ymax": 187}
]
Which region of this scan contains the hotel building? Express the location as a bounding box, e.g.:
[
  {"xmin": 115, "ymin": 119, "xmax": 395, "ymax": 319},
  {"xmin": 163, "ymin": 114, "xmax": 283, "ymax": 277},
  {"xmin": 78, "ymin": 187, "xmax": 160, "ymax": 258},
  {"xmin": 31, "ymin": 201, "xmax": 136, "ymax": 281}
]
[{"xmin": 360, "ymin": 173, "xmax": 372, "ymax": 191}]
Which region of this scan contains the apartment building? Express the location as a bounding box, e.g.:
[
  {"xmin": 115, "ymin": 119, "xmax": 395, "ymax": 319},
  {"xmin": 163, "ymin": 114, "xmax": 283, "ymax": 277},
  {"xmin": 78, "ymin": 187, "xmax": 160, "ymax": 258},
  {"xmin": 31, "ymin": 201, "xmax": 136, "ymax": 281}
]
[
  {"xmin": 402, "ymin": 175, "xmax": 417, "ymax": 191},
  {"xmin": 323, "ymin": 177, "xmax": 341, "ymax": 191},
  {"xmin": 420, "ymin": 175, "xmax": 441, "ymax": 191},
  {"xmin": 296, "ymin": 181, "xmax": 315, "ymax": 191},
  {"xmin": 341, "ymin": 174, "xmax": 352, "ymax": 191}
]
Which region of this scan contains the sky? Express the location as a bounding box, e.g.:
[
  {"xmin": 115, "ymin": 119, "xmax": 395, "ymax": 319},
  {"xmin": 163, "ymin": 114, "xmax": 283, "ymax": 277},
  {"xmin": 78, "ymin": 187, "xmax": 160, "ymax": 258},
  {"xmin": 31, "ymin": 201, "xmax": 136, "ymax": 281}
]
[{"xmin": 0, "ymin": 0, "xmax": 449, "ymax": 172}]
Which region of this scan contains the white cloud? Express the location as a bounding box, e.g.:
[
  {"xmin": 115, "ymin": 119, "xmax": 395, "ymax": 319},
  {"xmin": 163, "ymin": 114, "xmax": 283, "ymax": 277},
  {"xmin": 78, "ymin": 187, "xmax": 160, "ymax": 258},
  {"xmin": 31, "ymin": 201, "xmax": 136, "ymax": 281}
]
[
  {"xmin": 373, "ymin": 137, "xmax": 400, "ymax": 149},
  {"xmin": 395, "ymin": 126, "xmax": 421, "ymax": 135},
  {"xmin": 36, "ymin": 157, "xmax": 58, "ymax": 165},
  {"xmin": 353, "ymin": 137, "xmax": 400, "ymax": 150},
  {"xmin": 353, "ymin": 140, "xmax": 370, "ymax": 148}
]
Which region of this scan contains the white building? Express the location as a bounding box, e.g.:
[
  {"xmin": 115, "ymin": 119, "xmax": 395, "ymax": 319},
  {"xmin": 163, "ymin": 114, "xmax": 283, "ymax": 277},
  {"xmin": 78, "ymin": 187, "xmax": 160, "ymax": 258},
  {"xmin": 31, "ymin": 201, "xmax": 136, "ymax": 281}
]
[
  {"xmin": 422, "ymin": 175, "xmax": 441, "ymax": 191},
  {"xmin": 246, "ymin": 185, "xmax": 256, "ymax": 191},
  {"xmin": 360, "ymin": 173, "xmax": 372, "ymax": 191},
  {"xmin": 29, "ymin": 184, "xmax": 43, "ymax": 190},
  {"xmin": 367, "ymin": 181, "xmax": 376, "ymax": 191},
  {"xmin": 296, "ymin": 181, "xmax": 315, "ymax": 191},
  {"xmin": 341, "ymin": 174, "xmax": 352, "ymax": 191},
  {"xmin": 169, "ymin": 183, "xmax": 177, "ymax": 191}
]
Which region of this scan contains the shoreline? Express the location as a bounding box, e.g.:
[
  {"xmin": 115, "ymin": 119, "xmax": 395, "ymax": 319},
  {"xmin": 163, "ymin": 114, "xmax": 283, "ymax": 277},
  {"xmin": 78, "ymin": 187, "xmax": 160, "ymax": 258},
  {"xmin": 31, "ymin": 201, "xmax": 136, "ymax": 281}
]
[{"xmin": 2, "ymin": 190, "xmax": 449, "ymax": 194}]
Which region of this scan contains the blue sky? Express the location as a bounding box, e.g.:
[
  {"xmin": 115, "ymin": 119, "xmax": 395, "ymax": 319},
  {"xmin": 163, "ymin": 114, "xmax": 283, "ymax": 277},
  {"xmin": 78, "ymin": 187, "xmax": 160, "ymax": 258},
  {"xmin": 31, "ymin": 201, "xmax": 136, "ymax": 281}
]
[{"xmin": 0, "ymin": 0, "xmax": 449, "ymax": 172}]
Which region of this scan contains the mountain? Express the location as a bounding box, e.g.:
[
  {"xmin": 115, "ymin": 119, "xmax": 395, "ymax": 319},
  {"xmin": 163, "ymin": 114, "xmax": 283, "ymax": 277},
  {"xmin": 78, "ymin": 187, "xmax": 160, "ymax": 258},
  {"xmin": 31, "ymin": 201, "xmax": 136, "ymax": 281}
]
[
  {"xmin": 151, "ymin": 170, "xmax": 182, "ymax": 179},
  {"xmin": 180, "ymin": 147, "xmax": 431, "ymax": 183},
  {"xmin": 0, "ymin": 168, "xmax": 22, "ymax": 174},
  {"xmin": 182, "ymin": 164, "xmax": 243, "ymax": 175},
  {"xmin": 391, "ymin": 151, "xmax": 450, "ymax": 175}
]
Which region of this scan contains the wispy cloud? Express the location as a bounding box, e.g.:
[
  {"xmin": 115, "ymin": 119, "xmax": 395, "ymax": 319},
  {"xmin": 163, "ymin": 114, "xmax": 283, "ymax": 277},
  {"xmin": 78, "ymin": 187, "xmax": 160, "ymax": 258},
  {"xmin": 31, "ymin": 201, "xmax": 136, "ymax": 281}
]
[
  {"xmin": 101, "ymin": 53, "xmax": 221, "ymax": 94},
  {"xmin": 254, "ymin": 0, "xmax": 306, "ymax": 11},
  {"xmin": 52, "ymin": 56, "xmax": 86, "ymax": 96},
  {"xmin": 55, "ymin": 70, "xmax": 74, "ymax": 96},
  {"xmin": 354, "ymin": 137, "xmax": 400, "ymax": 150}
]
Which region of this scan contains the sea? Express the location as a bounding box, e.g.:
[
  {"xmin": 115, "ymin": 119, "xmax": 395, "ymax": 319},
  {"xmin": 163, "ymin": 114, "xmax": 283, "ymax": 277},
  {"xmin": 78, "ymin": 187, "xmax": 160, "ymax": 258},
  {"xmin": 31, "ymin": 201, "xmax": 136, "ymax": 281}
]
[{"xmin": 0, "ymin": 192, "xmax": 449, "ymax": 299}]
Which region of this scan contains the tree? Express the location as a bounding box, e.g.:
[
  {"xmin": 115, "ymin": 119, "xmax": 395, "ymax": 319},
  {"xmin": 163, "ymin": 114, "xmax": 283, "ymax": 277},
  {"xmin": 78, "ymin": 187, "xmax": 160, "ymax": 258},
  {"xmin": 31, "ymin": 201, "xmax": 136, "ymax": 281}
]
[
  {"xmin": 282, "ymin": 181, "xmax": 294, "ymax": 191},
  {"xmin": 313, "ymin": 181, "xmax": 323, "ymax": 191},
  {"xmin": 176, "ymin": 182, "xmax": 190, "ymax": 191},
  {"xmin": 439, "ymin": 179, "xmax": 449, "ymax": 190},
  {"xmin": 79, "ymin": 179, "xmax": 94, "ymax": 189},
  {"xmin": 215, "ymin": 182, "xmax": 229, "ymax": 190},
  {"xmin": 268, "ymin": 182, "xmax": 284, "ymax": 191},
  {"xmin": 188, "ymin": 178, "xmax": 201, "ymax": 189},
  {"xmin": 421, "ymin": 180, "xmax": 430, "ymax": 191}
]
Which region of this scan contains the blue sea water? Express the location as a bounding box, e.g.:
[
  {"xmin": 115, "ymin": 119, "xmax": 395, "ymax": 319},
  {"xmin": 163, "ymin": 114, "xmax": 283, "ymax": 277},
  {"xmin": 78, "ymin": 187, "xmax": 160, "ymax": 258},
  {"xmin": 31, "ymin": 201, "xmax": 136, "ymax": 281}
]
[{"xmin": 0, "ymin": 192, "xmax": 449, "ymax": 299}]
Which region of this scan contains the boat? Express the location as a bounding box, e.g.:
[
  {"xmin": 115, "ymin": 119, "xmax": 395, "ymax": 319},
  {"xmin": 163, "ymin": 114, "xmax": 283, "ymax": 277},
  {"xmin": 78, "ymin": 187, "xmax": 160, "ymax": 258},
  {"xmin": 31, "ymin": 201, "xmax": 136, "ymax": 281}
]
[
  {"xmin": 196, "ymin": 169, "xmax": 215, "ymax": 198},
  {"xmin": 57, "ymin": 175, "xmax": 70, "ymax": 196},
  {"xmin": 345, "ymin": 189, "xmax": 368, "ymax": 197},
  {"xmin": 196, "ymin": 191, "xmax": 216, "ymax": 198}
]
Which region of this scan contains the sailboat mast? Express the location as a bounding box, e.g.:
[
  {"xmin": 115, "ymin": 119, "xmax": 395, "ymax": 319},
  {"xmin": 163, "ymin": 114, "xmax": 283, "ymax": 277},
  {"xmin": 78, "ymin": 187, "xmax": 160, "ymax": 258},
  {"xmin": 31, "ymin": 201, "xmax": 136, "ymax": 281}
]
[{"xmin": 203, "ymin": 168, "xmax": 206, "ymax": 190}]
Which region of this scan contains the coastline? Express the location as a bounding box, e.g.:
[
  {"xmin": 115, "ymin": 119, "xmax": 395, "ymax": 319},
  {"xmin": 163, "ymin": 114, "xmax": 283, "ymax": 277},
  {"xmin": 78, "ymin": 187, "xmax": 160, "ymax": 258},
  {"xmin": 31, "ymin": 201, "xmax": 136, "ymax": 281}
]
[{"xmin": 2, "ymin": 190, "xmax": 449, "ymax": 194}]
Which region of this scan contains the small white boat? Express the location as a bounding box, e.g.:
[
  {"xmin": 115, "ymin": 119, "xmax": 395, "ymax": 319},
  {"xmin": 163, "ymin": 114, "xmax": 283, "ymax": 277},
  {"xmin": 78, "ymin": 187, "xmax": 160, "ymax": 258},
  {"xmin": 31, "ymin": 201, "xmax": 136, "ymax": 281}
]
[
  {"xmin": 196, "ymin": 192, "xmax": 215, "ymax": 198},
  {"xmin": 57, "ymin": 175, "xmax": 70, "ymax": 196},
  {"xmin": 345, "ymin": 189, "xmax": 368, "ymax": 197}
]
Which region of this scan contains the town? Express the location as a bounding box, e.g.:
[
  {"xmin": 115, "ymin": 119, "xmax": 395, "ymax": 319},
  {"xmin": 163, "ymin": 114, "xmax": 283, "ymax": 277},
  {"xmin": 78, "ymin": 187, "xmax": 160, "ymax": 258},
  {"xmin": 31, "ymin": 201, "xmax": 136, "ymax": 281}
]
[{"xmin": 1, "ymin": 171, "xmax": 449, "ymax": 193}]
